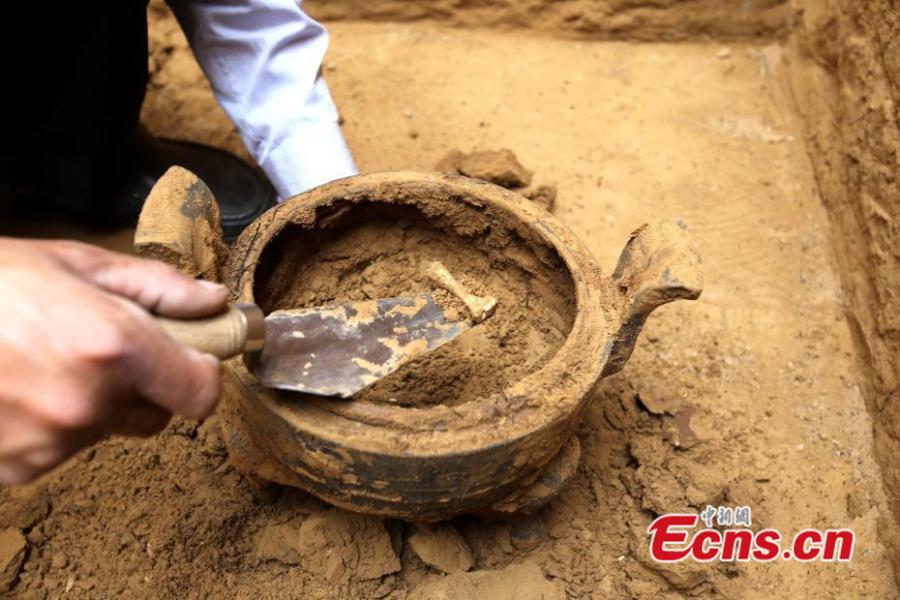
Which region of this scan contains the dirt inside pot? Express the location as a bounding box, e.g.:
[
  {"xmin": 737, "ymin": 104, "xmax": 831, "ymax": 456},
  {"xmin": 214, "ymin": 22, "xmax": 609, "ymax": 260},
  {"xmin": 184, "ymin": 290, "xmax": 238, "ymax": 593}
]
[{"xmin": 250, "ymin": 202, "xmax": 577, "ymax": 407}]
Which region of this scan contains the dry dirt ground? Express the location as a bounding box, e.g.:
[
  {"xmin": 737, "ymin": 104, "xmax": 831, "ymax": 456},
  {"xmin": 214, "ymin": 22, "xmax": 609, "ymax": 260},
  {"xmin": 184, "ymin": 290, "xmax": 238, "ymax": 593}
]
[{"xmin": 0, "ymin": 4, "xmax": 896, "ymax": 599}]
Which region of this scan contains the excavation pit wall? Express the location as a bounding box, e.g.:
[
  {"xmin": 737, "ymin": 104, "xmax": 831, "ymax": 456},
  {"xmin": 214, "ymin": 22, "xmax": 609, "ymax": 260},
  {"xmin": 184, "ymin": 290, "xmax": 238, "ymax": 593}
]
[
  {"xmin": 306, "ymin": 0, "xmax": 795, "ymax": 41},
  {"xmin": 787, "ymin": 0, "xmax": 900, "ymax": 575}
]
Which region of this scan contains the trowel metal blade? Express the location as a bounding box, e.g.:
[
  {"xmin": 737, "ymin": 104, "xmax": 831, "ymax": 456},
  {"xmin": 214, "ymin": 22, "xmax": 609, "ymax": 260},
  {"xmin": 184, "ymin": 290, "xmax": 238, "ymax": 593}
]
[{"xmin": 249, "ymin": 294, "xmax": 470, "ymax": 398}]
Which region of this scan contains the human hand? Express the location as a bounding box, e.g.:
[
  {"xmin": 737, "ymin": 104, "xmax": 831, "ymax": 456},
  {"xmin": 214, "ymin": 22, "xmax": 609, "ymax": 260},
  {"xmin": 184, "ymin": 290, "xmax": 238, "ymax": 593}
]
[{"xmin": 0, "ymin": 238, "xmax": 228, "ymax": 484}]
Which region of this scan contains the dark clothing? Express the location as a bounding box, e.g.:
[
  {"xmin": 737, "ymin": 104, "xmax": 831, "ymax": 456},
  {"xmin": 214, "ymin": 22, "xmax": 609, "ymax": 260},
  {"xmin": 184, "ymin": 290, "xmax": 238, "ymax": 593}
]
[{"xmin": 3, "ymin": 2, "xmax": 148, "ymax": 225}]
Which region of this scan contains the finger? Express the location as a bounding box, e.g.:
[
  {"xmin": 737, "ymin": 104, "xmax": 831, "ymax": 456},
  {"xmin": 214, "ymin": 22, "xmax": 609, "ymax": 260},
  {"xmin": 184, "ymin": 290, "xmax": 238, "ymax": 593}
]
[
  {"xmin": 107, "ymin": 402, "xmax": 172, "ymax": 437},
  {"xmin": 21, "ymin": 430, "xmax": 101, "ymax": 475},
  {"xmin": 0, "ymin": 459, "xmax": 39, "ymax": 485},
  {"xmin": 0, "ymin": 425, "xmax": 99, "ymax": 485},
  {"xmin": 0, "ymin": 405, "xmax": 47, "ymax": 484},
  {"xmin": 112, "ymin": 306, "xmax": 223, "ymax": 419},
  {"xmin": 28, "ymin": 286, "xmax": 221, "ymax": 424},
  {"xmin": 50, "ymin": 242, "xmax": 228, "ymax": 318}
]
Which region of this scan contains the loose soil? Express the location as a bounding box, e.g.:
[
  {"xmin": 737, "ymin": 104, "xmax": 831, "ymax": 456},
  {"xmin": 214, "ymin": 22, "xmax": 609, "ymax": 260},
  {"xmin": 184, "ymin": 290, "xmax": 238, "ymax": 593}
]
[
  {"xmin": 249, "ymin": 198, "xmax": 574, "ymax": 408},
  {"xmin": 0, "ymin": 1, "xmax": 897, "ymax": 598}
]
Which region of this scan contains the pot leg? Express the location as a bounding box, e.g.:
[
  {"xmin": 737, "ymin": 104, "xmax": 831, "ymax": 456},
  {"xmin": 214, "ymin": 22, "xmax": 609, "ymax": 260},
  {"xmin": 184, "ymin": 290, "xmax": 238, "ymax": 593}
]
[
  {"xmin": 481, "ymin": 436, "xmax": 581, "ymax": 518},
  {"xmin": 602, "ymin": 220, "xmax": 703, "ymax": 377}
]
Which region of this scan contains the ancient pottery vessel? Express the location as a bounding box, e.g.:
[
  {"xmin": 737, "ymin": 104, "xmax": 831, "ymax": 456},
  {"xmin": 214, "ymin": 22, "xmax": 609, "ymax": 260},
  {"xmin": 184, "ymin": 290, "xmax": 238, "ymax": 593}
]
[{"xmin": 136, "ymin": 167, "xmax": 702, "ymax": 520}]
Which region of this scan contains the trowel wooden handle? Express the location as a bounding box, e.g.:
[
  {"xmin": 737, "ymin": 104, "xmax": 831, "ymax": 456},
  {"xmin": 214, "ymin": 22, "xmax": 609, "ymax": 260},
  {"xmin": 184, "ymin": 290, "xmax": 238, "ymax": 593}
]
[{"xmin": 153, "ymin": 304, "xmax": 266, "ymax": 359}]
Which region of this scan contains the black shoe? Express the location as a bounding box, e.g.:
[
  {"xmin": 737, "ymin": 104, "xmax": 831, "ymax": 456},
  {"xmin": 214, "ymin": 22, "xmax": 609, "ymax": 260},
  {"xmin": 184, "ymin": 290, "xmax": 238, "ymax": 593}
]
[{"xmin": 117, "ymin": 127, "xmax": 277, "ymax": 242}]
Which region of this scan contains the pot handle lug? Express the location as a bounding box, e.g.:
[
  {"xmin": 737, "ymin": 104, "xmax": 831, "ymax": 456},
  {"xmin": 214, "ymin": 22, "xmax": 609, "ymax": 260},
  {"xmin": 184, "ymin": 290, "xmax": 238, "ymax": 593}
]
[
  {"xmin": 602, "ymin": 220, "xmax": 703, "ymax": 377},
  {"xmin": 134, "ymin": 166, "xmax": 228, "ymax": 282}
]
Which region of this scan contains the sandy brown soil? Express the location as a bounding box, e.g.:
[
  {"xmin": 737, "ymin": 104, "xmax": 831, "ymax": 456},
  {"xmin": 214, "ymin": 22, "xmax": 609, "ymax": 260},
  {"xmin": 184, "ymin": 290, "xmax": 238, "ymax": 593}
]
[{"xmin": 0, "ymin": 2, "xmax": 897, "ymax": 598}]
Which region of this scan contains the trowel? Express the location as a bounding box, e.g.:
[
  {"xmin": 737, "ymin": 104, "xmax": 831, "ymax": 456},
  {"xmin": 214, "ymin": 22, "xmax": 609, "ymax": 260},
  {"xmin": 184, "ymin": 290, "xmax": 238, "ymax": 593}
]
[{"xmin": 152, "ymin": 263, "xmax": 496, "ymax": 398}]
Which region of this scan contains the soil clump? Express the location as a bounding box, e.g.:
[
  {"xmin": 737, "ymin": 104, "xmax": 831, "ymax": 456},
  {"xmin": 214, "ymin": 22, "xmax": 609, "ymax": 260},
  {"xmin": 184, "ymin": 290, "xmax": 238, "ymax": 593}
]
[{"xmin": 436, "ymin": 148, "xmax": 557, "ymax": 212}]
